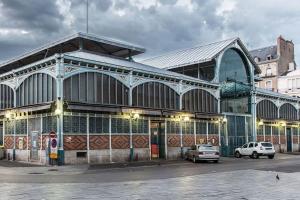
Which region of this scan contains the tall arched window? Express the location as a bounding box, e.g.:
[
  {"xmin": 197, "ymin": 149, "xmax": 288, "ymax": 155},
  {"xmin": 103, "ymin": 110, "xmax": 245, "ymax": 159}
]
[
  {"xmin": 64, "ymin": 72, "xmax": 129, "ymax": 105},
  {"xmin": 0, "ymin": 84, "xmax": 14, "ymax": 109},
  {"xmin": 132, "ymin": 82, "xmax": 179, "ymax": 110},
  {"xmin": 256, "ymin": 100, "xmax": 278, "ymax": 119},
  {"xmin": 16, "ymin": 73, "xmax": 56, "ymax": 107},
  {"xmin": 182, "ymin": 89, "xmax": 218, "ymax": 113},
  {"xmin": 219, "ymin": 48, "xmax": 250, "ymax": 83}
]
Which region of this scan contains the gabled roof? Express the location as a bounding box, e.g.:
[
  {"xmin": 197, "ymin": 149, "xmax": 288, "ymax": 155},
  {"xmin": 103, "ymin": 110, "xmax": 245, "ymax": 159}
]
[
  {"xmin": 0, "ymin": 32, "xmax": 145, "ymax": 74},
  {"xmin": 141, "ymin": 37, "xmax": 261, "ymax": 73},
  {"xmin": 249, "ymin": 45, "xmax": 278, "ymax": 62}
]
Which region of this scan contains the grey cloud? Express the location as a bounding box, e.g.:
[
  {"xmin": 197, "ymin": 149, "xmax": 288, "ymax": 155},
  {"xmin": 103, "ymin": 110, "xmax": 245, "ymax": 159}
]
[{"xmin": 0, "ymin": 0, "xmax": 300, "ymax": 64}]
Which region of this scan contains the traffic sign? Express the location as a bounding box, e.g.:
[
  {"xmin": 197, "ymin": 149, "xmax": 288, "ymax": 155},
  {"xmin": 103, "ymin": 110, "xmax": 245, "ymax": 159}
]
[
  {"xmin": 49, "ymin": 131, "xmax": 57, "ymax": 138},
  {"xmin": 50, "ymin": 138, "xmax": 58, "ymax": 159}
]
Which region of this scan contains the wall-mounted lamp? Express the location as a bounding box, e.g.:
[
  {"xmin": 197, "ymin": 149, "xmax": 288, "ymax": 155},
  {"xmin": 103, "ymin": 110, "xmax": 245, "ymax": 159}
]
[
  {"xmin": 222, "ymin": 117, "xmax": 227, "ymax": 123},
  {"xmin": 280, "ymin": 122, "xmax": 286, "ymax": 127},
  {"xmin": 258, "ymin": 120, "xmax": 264, "ymax": 126},
  {"xmin": 183, "ymin": 116, "xmax": 190, "ymax": 122},
  {"xmin": 133, "ymin": 113, "xmax": 140, "ymax": 120}
]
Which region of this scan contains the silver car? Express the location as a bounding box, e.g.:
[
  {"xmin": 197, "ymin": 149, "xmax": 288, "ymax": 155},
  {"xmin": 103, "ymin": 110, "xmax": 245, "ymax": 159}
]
[{"xmin": 185, "ymin": 144, "xmax": 220, "ymax": 163}]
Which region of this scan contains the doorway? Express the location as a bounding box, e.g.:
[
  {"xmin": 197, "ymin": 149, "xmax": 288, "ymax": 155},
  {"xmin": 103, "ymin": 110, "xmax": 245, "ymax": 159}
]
[
  {"xmin": 287, "ymin": 128, "xmax": 292, "ymax": 152},
  {"xmin": 150, "ymin": 121, "xmax": 165, "ymax": 159},
  {"xmin": 30, "ymin": 131, "xmax": 40, "ymax": 160}
]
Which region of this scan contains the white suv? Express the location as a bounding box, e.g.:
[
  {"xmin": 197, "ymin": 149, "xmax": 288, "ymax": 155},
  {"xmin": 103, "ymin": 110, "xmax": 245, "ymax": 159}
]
[{"xmin": 234, "ymin": 142, "xmax": 275, "ymax": 159}]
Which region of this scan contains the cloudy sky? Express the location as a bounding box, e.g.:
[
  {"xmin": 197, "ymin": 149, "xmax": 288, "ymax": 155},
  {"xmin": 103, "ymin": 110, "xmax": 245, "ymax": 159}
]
[{"xmin": 0, "ymin": 0, "xmax": 300, "ymax": 64}]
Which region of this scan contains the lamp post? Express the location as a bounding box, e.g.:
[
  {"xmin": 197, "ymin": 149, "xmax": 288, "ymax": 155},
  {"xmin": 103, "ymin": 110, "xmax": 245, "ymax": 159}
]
[{"xmin": 55, "ymin": 98, "xmax": 64, "ymax": 165}]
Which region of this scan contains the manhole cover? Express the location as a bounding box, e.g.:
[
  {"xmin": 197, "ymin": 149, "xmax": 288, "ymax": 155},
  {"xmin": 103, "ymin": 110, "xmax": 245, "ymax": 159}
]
[
  {"xmin": 48, "ymin": 169, "xmax": 59, "ymax": 171},
  {"xmin": 28, "ymin": 172, "xmax": 44, "ymax": 175}
]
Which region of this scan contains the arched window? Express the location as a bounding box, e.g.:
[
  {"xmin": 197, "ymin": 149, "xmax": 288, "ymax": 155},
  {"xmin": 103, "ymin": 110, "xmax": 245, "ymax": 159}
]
[
  {"xmin": 132, "ymin": 82, "xmax": 179, "ymax": 110},
  {"xmin": 256, "ymin": 100, "xmax": 278, "ymax": 119},
  {"xmin": 279, "ymin": 103, "xmax": 297, "ymax": 121},
  {"xmin": 219, "ymin": 48, "xmax": 250, "ymax": 83},
  {"xmin": 16, "ymin": 73, "xmax": 56, "ymax": 107},
  {"xmin": 64, "ymin": 72, "xmax": 129, "ymax": 105},
  {"xmin": 0, "ymin": 84, "xmax": 14, "ymax": 109},
  {"xmin": 182, "ymin": 89, "xmax": 218, "ymax": 113}
]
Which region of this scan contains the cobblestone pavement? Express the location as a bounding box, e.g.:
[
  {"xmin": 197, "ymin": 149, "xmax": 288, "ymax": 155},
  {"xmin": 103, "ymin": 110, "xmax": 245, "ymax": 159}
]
[{"xmin": 0, "ymin": 169, "xmax": 300, "ymax": 200}]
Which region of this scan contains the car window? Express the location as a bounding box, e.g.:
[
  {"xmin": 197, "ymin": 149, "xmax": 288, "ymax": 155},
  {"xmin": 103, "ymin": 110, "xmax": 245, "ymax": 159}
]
[
  {"xmin": 199, "ymin": 146, "xmax": 214, "ymax": 150},
  {"xmin": 261, "ymin": 142, "xmax": 272, "ymax": 147},
  {"xmin": 249, "ymin": 143, "xmax": 253, "ymax": 148},
  {"xmin": 242, "ymin": 144, "xmax": 248, "ymax": 148},
  {"xmin": 255, "ymin": 143, "xmax": 258, "ymax": 147}
]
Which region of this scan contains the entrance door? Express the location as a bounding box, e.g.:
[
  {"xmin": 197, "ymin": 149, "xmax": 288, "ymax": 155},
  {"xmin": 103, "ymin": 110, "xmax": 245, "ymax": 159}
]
[
  {"xmin": 150, "ymin": 122, "xmax": 165, "ymax": 159},
  {"xmin": 30, "ymin": 131, "xmax": 40, "ymax": 160},
  {"xmin": 226, "ymin": 115, "xmax": 248, "ymax": 156},
  {"xmin": 287, "ymin": 128, "xmax": 292, "ymax": 152}
]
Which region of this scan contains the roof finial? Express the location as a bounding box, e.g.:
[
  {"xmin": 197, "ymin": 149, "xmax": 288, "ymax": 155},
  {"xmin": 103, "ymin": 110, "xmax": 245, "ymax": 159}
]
[{"xmin": 86, "ymin": 0, "xmax": 89, "ymax": 34}]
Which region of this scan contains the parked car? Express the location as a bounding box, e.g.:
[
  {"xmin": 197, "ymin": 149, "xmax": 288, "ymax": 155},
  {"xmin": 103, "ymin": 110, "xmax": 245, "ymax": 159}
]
[
  {"xmin": 234, "ymin": 142, "xmax": 275, "ymax": 159},
  {"xmin": 185, "ymin": 144, "xmax": 220, "ymax": 163}
]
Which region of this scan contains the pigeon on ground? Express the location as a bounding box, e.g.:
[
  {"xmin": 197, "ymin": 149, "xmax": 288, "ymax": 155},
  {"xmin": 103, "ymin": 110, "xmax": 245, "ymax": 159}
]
[{"xmin": 276, "ymin": 174, "xmax": 280, "ymax": 181}]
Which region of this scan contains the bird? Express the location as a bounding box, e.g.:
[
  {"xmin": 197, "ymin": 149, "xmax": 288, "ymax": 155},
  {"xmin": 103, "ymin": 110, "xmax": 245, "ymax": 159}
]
[{"xmin": 276, "ymin": 174, "xmax": 280, "ymax": 181}]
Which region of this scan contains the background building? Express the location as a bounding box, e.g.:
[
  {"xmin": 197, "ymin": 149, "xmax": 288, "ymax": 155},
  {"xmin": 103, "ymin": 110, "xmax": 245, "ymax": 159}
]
[
  {"xmin": 278, "ymin": 69, "xmax": 300, "ymax": 97},
  {"xmin": 250, "ymin": 36, "xmax": 296, "ymax": 91}
]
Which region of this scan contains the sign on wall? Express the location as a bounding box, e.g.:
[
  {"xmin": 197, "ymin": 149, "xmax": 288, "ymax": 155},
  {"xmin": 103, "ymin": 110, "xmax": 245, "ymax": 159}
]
[{"xmin": 49, "ymin": 131, "xmax": 58, "ymax": 159}]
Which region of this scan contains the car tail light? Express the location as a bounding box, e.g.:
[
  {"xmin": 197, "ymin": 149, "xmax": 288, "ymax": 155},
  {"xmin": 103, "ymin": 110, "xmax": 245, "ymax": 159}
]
[
  {"xmin": 199, "ymin": 152, "xmax": 204, "ymax": 155},
  {"xmin": 215, "ymin": 152, "xmax": 219, "ymax": 155}
]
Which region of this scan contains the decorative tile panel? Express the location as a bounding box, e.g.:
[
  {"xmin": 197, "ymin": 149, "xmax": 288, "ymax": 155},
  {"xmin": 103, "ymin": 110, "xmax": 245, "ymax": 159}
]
[
  {"xmin": 208, "ymin": 135, "xmax": 219, "ymax": 146},
  {"xmin": 4, "ymin": 136, "xmax": 13, "ymax": 149},
  {"xmin": 196, "ymin": 135, "xmax": 207, "ymax": 144},
  {"xmin": 111, "ymin": 135, "xmax": 130, "ymax": 149},
  {"xmin": 133, "ymin": 135, "xmax": 149, "ymax": 148},
  {"xmin": 183, "ymin": 134, "xmax": 195, "ymax": 147},
  {"xmin": 167, "ymin": 135, "xmax": 180, "ymax": 147},
  {"xmin": 90, "ymin": 135, "xmax": 109, "ymax": 149},
  {"xmin": 64, "ymin": 135, "xmax": 87, "ymax": 150}
]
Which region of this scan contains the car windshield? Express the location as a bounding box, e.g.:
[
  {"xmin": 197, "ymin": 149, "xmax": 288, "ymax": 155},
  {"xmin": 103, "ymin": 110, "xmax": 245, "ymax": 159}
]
[
  {"xmin": 261, "ymin": 143, "xmax": 272, "ymax": 147},
  {"xmin": 199, "ymin": 145, "xmax": 214, "ymax": 150}
]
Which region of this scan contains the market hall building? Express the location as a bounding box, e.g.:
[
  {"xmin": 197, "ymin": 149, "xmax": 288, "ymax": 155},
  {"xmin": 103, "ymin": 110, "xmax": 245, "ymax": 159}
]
[{"xmin": 0, "ymin": 33, "xmax": 300, "ymax": 165}]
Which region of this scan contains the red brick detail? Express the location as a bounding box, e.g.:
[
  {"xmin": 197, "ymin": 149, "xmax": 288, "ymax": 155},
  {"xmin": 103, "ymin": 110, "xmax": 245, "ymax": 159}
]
[
  {"xmin": 280, "ymin": 136, "xmax": 286, "ymax": 144},
  {"xmin": 111, "ymin": 135, "xmax": 130, "ymax": 149},
  {"xmin": 64, "ymin": 135, "xmax": 87, "ymax": 150},
  {"xmin": 167, "ymin": 134, "xmax": 180, "ymax": 147},
  {"xmin": 293, "ymin": 136, "xmax": 298, "ymax": 144},
  {"xmin": 265, "ymin": 136, "xmax": 272, "ymax": 143},
  {"xmin": 257, "ymin": 136, "xmax": 264, "ymax": 142},
  {"xmin": 183, "ymin": 134, "xmax": 194, "ymax": 147},
  {"xmin": 196, "ymin": 135, "xmax": 207, "ymax": 144},
  {"xmin": 15, "ymin": 136, "xmax": 28, "ymax": 150},
  {"xmin": 4, "ymin": 136, "xmax": 13, "ymax": 149},
  {"xmin": 90, "ymin": 135, "xmax": 109, "ymax": 149},
  {"xmin": 208, "ymin": 135, "xmax": 219, "ymax": 146},
  {"xmin": 133, "ymin": 135, "xmax": 149, "ymax": 148},
  {"xmin": 272, "ymin": 136, "xmax": 279, "ymax": 144}
]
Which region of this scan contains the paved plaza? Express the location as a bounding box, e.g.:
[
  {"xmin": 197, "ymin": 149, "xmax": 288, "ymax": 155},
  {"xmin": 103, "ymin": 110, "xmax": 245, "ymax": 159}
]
[{"xmin": 0, "ymin": 154, "xmax": 300, "ymax": 199}]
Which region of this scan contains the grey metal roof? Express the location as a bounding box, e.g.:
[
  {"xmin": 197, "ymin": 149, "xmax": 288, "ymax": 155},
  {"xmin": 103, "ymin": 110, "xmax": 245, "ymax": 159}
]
[
  {"xmin": 141, "ymin": 37, "xmax": 261, "ymax": 74},
  {"xmin": 0, "ymin": 32, "xmax": 145, "ymax": 74},
  {"xmin": 142, "ymin": 38, "xmax": 237, "ymax": 69},
  {"xmin": 64, "ymin": 50, "xmax": 219, "ymax": 86},
  {"xmin": 249, "ymin": 45, "xmax": 278, "ymax": 62}
]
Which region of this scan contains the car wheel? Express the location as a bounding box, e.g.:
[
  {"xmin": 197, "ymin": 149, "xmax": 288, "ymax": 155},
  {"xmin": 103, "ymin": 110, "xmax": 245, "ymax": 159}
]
[
  {"xmin": 235, "ymin": 151, "xmax": 241, "ymax": 158},
  {"xmin": 252, "ymin": 151, "xmax": 259, "ymax": 159},
  {"xmin": 213, "ymin": 160, "xmax": 219, "ymax": 163},
  {"xmin": 268, "ymin": 155, "xmax": 274, "ymax": 159},
  {"xmin": 193, "ymin": 156, "xmax": 197, "ymax": 163}
]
